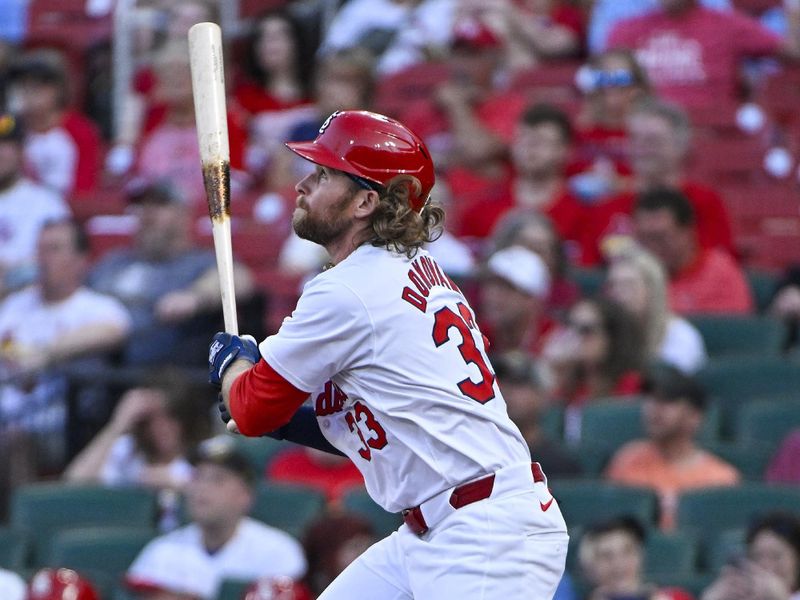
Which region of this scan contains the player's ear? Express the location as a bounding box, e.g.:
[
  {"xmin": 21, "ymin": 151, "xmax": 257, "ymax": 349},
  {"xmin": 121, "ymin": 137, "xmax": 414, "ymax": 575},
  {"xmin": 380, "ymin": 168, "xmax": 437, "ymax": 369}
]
[{"xmin": 353, "ymin": 189, "xmax": 380, "ymax": 219}]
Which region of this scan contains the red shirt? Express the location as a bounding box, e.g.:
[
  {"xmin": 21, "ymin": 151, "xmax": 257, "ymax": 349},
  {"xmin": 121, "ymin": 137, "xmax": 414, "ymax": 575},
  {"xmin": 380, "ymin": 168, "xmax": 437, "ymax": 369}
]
[
  {"xmin": 232, "ymin": 81, "xmax": 312, "ymax": 116},
  {"xmin": 579, "ymin": 181, "xmax": 735, "ymax": 266},
  {"xmin": 608, "ymin": 5, "xmax": 781, "ymax": 107},
  {"xmin": 669, "ymin": 247, "xmax": 754, "ymax": 315},
  {"xmin": 266, "ymin": 447, "xmax": 365, "ymax": 505}
]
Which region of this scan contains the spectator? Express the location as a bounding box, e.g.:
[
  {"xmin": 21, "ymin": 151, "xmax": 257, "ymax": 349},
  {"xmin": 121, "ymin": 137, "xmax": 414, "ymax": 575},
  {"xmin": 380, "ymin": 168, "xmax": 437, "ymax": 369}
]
[
  {"xmin": 456, "ymin": 0, "xmax": 585, "ymax": 73},
  {"xmin": 64, "ymin": 370, "xmax": 212, "ymax": 530},
  {"xmin": 578, "ymin": 516, "xmax": 694, "ymax": 600},
  {"xmin": 571, "ymin": 48, "xmax": 651, "ymax": 201},
  {"xmin": 765, "ymin": 429, "xmax": 800, "ymax": 484},
  {"xmin": 633, "ymin": 187, "xmax": 753, "ymax": 315},
  {"xmin": 135, "ymin": 40, "xmax": 248, "ymax": 205},
  {"xmin": 493, "ymin": 351, "xmax": 582, "ymax": 477},
  {"xmin": 88, "ymin": 178, "xmax": 254, "ymax": 367},
  {"xmin": 301, "ymin": 512, "xmax": 377, "ymax": 597},
  {"xmin": 589, "ymin": 0, "xmax": 731, "ymax": 54},
  {"xmin": 702, "ymin": 512, "xmax": 800, "ymax": 600},
  {"xmin": 320, "ymin": 0, "xmax": 456, "ymax": 76},
  {"xmin": 266, "ymin": 446, "xmax": 365, "ymax": 506},
  {"xmin": 477, "ymin": 245, "xmax": 552, "ymax": 355},
  {"xmin": 27, "ymin": 569, "xmax": 100, "ymax": 600},
  {"xmin": 606, "ymin": 364, "xmax": 740, "ymax": 530},
  {"xmin": 605, "ymin": 245, "xmax": 707, "ymax": 374},
  {"xmin": 541, "ymin": 296, "xmax": 644, "ymax": 432},
  {"xmin": 456, "ymin": 103, "xmax": 585, "ymax": 254},
  {"xmin": 0, "ymin": 219, "xmax": 131, "ymax": 493},
  {"xmin": 6, "ymin": 51, "xmax": 101, "ymax": 198},
  {"xmin": 490, "ymin": 210, "xmax": 580, "ymax": 316},
  {"xmin": 0, "ymin": 568, "xmax": 24, "ymax": 600},
  {"xmin": 234, "ymin": 9, "xmax": 316, "ymax": 177},
  {"xmin": 0, "ymin": 112, "xmax": 69, "ymax": 294},
  {"xmin": 126, "ymin": 436, "xmax": 307, "ymax": 600},
  {"xmin": 607, "ymin": 0, "xmax": 800, "ymax": 109},
  {"xmin": 583, "ymin": 100, "xmax": 736, "ymax": 265}
]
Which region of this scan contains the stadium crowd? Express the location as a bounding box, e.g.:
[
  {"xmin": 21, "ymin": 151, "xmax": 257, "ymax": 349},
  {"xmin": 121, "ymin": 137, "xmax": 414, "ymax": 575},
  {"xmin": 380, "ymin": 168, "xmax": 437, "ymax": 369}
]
[{"xmin": 1, "ymin": 0, "xmax": 800, "ymax": 598}]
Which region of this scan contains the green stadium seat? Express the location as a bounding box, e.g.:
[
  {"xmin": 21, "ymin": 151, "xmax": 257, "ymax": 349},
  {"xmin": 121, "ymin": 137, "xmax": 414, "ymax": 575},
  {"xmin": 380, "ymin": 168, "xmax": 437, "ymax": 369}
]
[
  {"xmin": 736, "ymin": 399, "xmax": 800, "ymax": 450},
  {"xmin": 644, "ymin": 531, "xmax": 699, "ymax": 577},
  {"xmin": 0, "ymin": 527, "xmax": 29, "ymax": 570},
  {"xmin": 704, "ymin": 528, "xmax": 746, "ymax": 573},
  {"xmin": 216, "ymin": 578, "xmax": 252, "ymax": 600},
  {"xmin": 250, "ymin": 483, "xmax": 326, "ymax": 539},
  {"xmin": 689, "ymin": 315, "xmax": 784, "ymax": 358},
  {"xmin": 571, "ymin": 267, "xmax": 605, "ymax": 297},
  {"xmin": 676, "ymin": 484, "xmax": 800, "ymax": 551},
  {"xmin": 45, "ymin": 526, "xmax": 154, "ymax": 579},
  {"xmin": 10, "ymin": 484, "xmax": 158, "ymax": 564},
  {"xmin": 745, "ymin": 270, "xmax": 779, "ymax": 314},
  {"xmin": 541, "ymin": 406, "xmax": 564, "ymax": 440},
  {"xmin": 552, "ymin": 480, "xmax": 659, "ymax": 529},
  {"xmin": 695, "ymin": 358, "xmax": 800, "ymax": 436},
  {"xmin": 340, "ymin": 488, "xmax": 402, "ymax": 539},
  {"xmin": 701, "ymin": 441, "xmax": 775, "ymax": 480},
  {"xmin": 231, "ymin": 436, "xmax": 286, "ymax": 475}
]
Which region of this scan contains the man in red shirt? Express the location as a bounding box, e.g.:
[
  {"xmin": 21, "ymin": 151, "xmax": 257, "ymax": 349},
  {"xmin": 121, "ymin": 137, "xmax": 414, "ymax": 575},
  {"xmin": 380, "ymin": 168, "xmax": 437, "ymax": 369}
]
[
  {"xmin": 7, "ymin": 52, "xmax": 100, "ymax": 198},
  {"xmin": 457, "ymin": 103, "xmax": 584, "ymax": 251},
  {"xmin": 582, "ymin": 99, "xmax": 735, "ymax": 265},
  {"xmin": 633, "ymin": 187, "xmax": 753, "ymax": 314},
  {"xmin": 608, "ymin": 0, "xmax": 800, "ymax": 108}
]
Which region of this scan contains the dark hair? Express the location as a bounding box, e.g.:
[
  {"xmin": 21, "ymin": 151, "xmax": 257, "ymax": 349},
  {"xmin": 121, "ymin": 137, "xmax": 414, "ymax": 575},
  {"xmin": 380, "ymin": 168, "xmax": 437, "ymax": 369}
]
[
  {"xmin": 584, "ymin": 515, "xmax": 647, "ymax": 545},
  {"xmin": 642, "ymin": 362, "xmax": 707, "ymax": 410},
  {"xmin": 41, "ymin": 218, "xmax": 90, "ymax": 255},
  {"xmin": 635, "ymin": 187, "xmax": 695, "ymax": 227},
  {"xmin": 132, "ymin": 368, "xmax": 212, "ymax": 462},
  {"xmin": 747, "ymin": 512, "xmax": 800, "ymax": 590},
  {"xmin": 245, "ymin": 9, "xmax": 313, "ymax": 98},
  {"xmin": 520, "ymin": 103, "xmax": 574, "ymax": 143},
  {"xmin": 8, "ymin": 51, "xmax": 69, "ymax": 107},
  {"xmin": 493, "ymin": 351, "xmax": 542, "ymax": 388}
]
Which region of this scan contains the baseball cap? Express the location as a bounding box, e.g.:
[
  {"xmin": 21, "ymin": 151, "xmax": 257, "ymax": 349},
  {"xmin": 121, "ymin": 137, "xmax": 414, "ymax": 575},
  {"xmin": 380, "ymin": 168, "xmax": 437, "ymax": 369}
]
[
  {"xmin": 0, "ymin": 114, "xmax": 24, "ymax": 143},
  {"xmin": 486, "ymin": 246, "xmax": 551, "ymax": 299},
  {"xmin": 642, "ymin": 363, "xmax": 707, "ymax": 410},
  {"xmin": 452, "ymin": 20, "xmax": 502, "ymax": 50},
  {"xmin": 125, "ymin": 177, "xmax": 186, "ymax": 206},
  {"xmin": 189, "ymin": 435, "xmax": 256, "ymax": 485}
]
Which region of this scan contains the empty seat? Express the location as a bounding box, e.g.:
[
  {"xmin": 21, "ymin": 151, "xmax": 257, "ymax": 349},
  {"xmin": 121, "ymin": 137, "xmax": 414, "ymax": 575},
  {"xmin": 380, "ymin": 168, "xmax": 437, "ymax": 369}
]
[
  {"xmin": 10, "ymin": 484, "xmax": 158, "ymax": 564},
  {"xmin": 552, "ymin": 480, "xmax": 659, "ymax": 529},
  {"xmin": 250, "ymin": 483, "xmax": 326, "ymax": 539},
  {"xmin": 745, "ymin": 270, "xmax": 779, "ymax": 313},
  {"xmin": 644, "ymin": 530, "xmax": 699, "ymax": 578},
  {"xmin": 688, "ymin": 315, "xmax": 784, "ymax": 358},
  {"xmin": 700, "ymin": 440, "xmax": 774, "ymax": 480},
  {"xmin": 0, "ymin": 527, "xmax": 29, "ymax": 570},
  {"xmin": 341, "ymin": 488, "xmax": 402, "ymax": 539},
  {"xmin": 44, "ymin": 526, "xmax": 154, "ymax": 578},
  {"xmin": 736, "ymin": 399, "xmax": 800, "ymax": 449}
]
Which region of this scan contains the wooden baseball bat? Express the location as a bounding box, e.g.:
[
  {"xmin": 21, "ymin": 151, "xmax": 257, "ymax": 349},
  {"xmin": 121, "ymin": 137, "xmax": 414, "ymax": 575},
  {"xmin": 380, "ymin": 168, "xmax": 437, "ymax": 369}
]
[{"xmin": 188, "ymin": 22, "xmax": 238, "ymax": 335}]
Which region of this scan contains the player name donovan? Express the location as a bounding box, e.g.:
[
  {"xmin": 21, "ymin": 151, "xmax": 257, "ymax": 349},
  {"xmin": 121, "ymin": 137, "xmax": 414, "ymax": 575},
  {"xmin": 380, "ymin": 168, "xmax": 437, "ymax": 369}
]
[{"xmin": 401, "ymin": 254, "xmax": 464, "ymax": 313}]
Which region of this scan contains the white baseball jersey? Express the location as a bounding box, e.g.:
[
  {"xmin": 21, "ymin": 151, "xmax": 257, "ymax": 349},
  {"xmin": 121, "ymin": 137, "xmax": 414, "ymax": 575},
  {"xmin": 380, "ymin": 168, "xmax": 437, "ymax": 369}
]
[{"xmin": 261, "ymin": 245, "xmax": 531, "ymax": 513}]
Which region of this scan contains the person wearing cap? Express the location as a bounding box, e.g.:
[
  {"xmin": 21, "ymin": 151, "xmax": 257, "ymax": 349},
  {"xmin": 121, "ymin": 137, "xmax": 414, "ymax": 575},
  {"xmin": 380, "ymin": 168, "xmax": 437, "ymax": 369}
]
[
  {"xmin": 126, "ymin": 436, "xmax": 306, "ymax": 600},
  {"xmin": 0, "ymin": 218, "xmax": 131, "ymax": 512},
  {"xmin": 88, "ymin": 178, "xmax": 254, "ymax": 367},
  {"xmin": 6, "ymin": 50, "xmax": 101, "ymax": 197},
  {"xmin": 605, "ymin": 364, "xmax": 740, "ymax": 530},
  {"xmin": 477, "ymin": 244, "xmax": 553, "ymax": 356},
  {"xmin": 0, "ymin": 112, "xmax": 70, "ymax": 294},
  {"xmin": 209, "ymin": 110, "xmax": 568, "ymax": 599}
]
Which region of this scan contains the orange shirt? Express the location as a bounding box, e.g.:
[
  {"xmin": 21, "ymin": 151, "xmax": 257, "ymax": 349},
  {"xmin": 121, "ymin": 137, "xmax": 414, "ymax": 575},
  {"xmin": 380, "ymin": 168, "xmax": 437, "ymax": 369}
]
[
  {"xmin": 605, "ymin": 440, "xmax": 740, "ymax": 530},
  {"xmin": 668, "ymin": 248, "xmax": 753, "ymax": 315}
]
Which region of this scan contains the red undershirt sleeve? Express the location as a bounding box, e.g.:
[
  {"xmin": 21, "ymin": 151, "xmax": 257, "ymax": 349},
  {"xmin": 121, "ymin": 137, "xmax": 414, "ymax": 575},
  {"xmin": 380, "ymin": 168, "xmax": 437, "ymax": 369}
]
[{"xmin": 229, "ymin": 359, "xmax": 311, "ymax": 437}]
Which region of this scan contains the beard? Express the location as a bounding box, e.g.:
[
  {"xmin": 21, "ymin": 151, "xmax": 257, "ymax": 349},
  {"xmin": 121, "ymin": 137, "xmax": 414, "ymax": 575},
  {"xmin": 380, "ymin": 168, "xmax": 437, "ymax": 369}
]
[{"xmin": 292, "ymin": 191, "xmax": 355, "ymax": 246}]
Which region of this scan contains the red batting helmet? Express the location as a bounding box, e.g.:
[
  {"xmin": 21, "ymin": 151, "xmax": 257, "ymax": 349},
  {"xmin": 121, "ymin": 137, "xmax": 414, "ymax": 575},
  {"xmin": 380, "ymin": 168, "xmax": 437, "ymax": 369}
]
[
  {"xmin": 27, "ymin": 569, "xmax": 99, "ymax": 600},
  {"xmin": 286, "ymin": 110, "xmax": 435, "ymax": 213}
]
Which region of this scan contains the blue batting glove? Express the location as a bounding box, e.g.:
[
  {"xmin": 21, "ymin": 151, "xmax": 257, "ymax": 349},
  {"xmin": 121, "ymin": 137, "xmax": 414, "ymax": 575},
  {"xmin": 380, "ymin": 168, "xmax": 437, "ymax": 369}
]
[{"xmin": 208, "ymin": 332, "xmax": 260, "ymax": 388}]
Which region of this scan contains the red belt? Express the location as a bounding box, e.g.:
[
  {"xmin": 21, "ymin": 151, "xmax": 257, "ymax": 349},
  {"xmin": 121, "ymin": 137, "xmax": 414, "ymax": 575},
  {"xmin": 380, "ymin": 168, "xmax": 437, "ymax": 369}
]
[{"xmin": 402, "ymin": 463, "xmax": 545, "ymax": 536}]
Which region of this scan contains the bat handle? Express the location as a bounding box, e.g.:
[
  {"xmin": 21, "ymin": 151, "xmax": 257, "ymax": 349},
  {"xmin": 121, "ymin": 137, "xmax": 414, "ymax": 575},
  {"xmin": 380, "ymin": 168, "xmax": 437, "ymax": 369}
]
[{"xmin": 211, "ymin": 219, "xmax": 239, "ymax": 335}]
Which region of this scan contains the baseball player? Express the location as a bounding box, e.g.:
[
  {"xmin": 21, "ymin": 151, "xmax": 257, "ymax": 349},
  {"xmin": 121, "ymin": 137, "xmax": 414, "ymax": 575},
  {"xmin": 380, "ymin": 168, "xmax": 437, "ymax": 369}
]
[{"xmin": 209, "ymin": 110, "xmax": 568, "ymax": 599}]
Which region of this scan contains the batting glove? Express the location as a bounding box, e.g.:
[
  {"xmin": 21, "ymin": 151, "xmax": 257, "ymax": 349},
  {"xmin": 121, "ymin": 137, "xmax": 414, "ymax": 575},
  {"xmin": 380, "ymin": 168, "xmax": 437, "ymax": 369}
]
[{"xmin": 208, "ymin": 332, "xmax": 260, "ymax": 388}]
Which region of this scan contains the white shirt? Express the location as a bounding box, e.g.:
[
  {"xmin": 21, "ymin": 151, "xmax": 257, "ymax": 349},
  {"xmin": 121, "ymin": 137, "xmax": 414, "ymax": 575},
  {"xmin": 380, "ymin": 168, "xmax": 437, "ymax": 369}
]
[
  {"xmin": 660, "ymin": 316, "xmax": 708, "ymax": 374},
  {"xmin": 0, "ymin": 569, "xmax": 25, "ymax": 600},
  {"xmin": 25, "ymin": 126, "xmax": 78, "ymax": 195},
  {"xmin": 101, "ymin": 434, "xmax": 193, "ymax": 488},
  {"xmin": 0, "ymin": 178, "xmax": 68, "ymax": 271},
  {"xmin": 127, "ymin": 518, "xmax": 307, "ymax": 600},
  {"xmin": 262, "ymin": 246, "xmax": 530, "ymax": 513}
]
